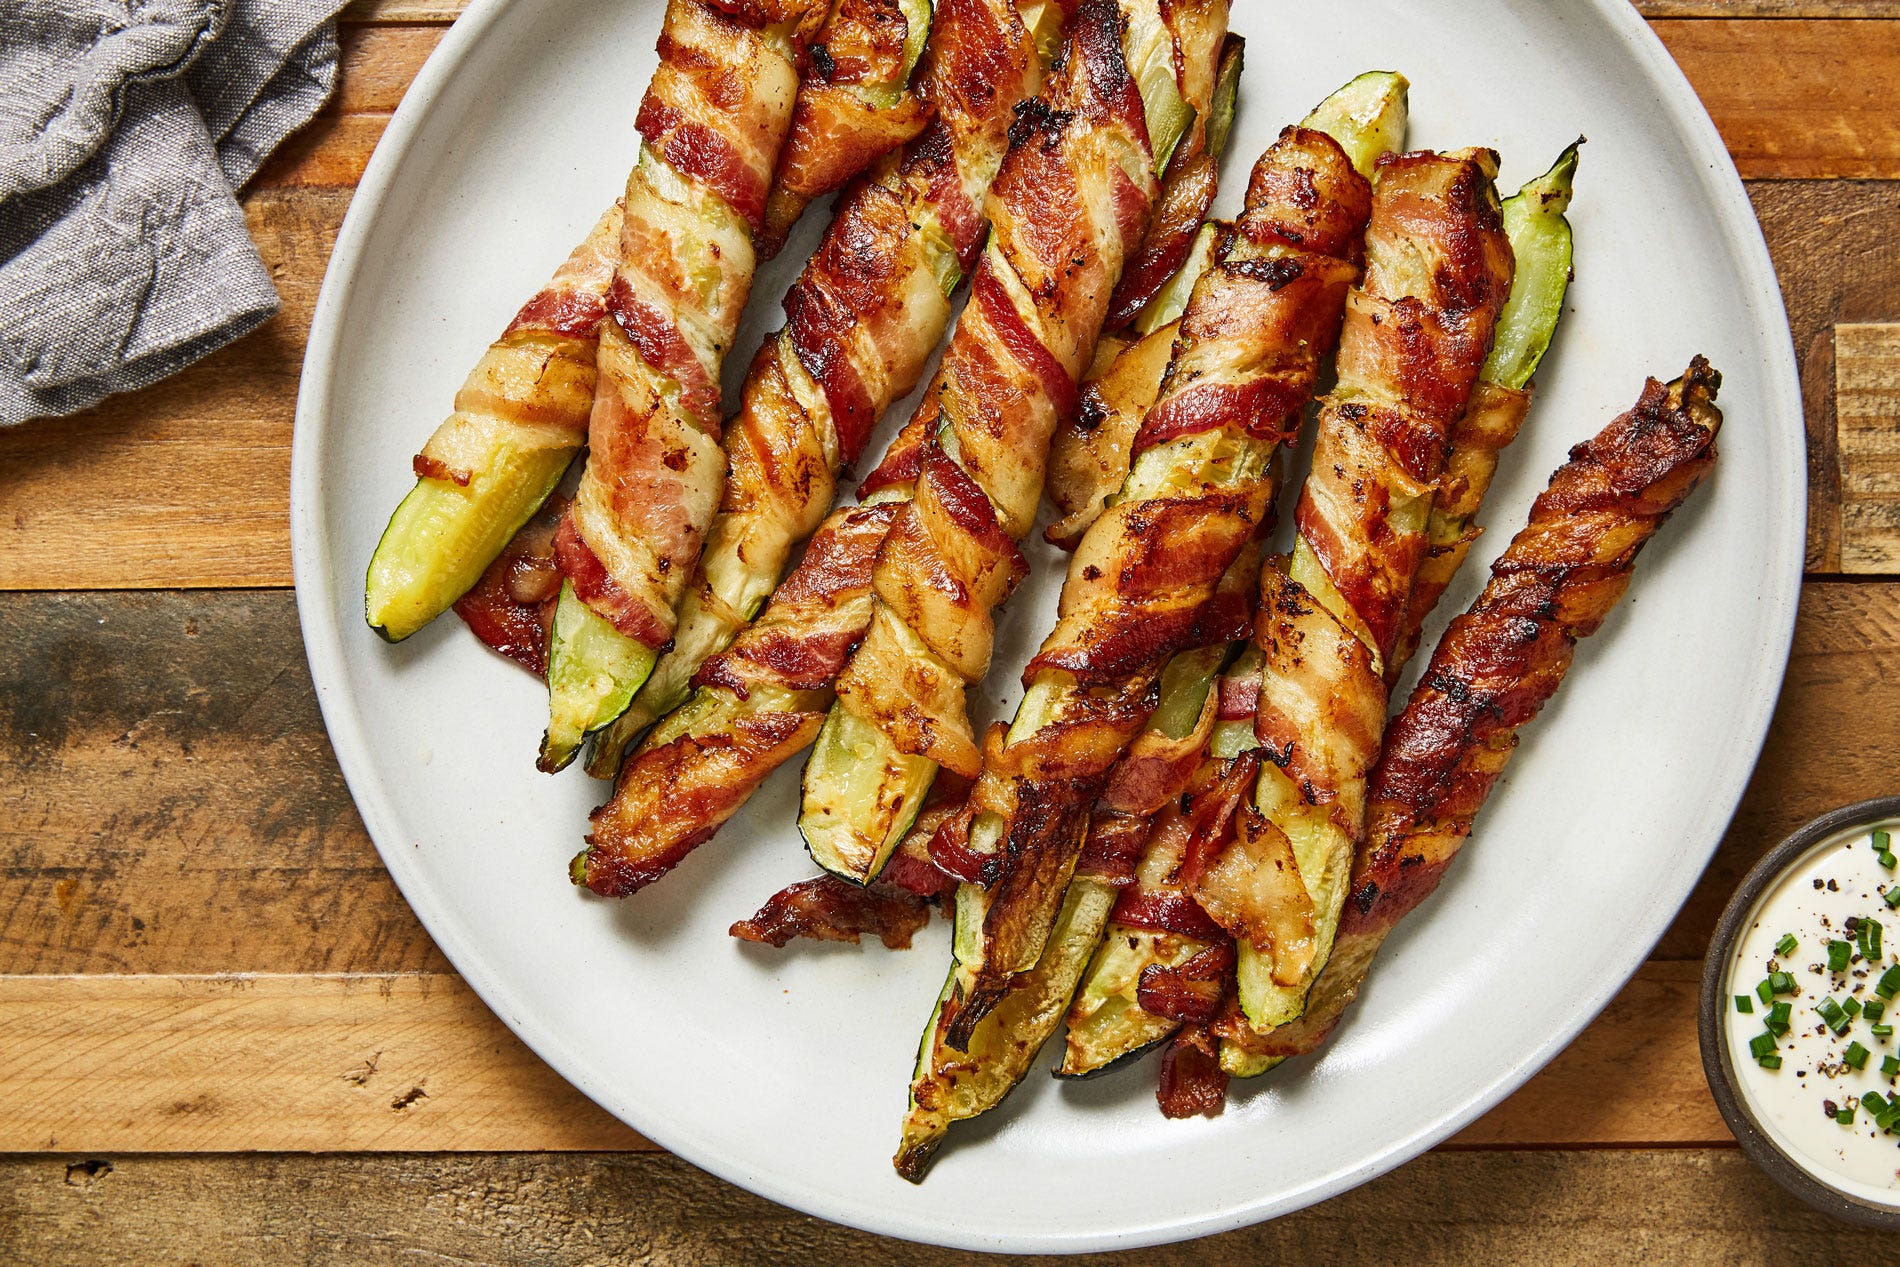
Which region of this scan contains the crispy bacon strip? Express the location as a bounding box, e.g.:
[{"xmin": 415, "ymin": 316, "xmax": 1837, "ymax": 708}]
[
  {"xmin": 942, "ymin": 125, "xmax": 1370, "ymax": 1037},
  {"xmin": 730, "ymin": 874, "xmax": 934, "ymax": 948},
  {"xmin": 578, "ymin": 499, "xmax": 901, "ymax": 895},
  {"xmin": 1192, "ymin": 150, "xmax": 1513, "ymax": 1024},
  {"xmin": 1237, "ymin": 360, "xmax": 1724, "ymax": 1062},
  {"xmin": 759, "ymin": 0, "xmax": 935, "ymax": 255},
  {"xmin": 557, "ymin": 0, "xmax": 828, "ymax": 647},
  {"xmin": 1156, "ymin": 1025, "xmax": 1229, "ymax": 1118},
  {"xmin": 586, "ymin": 0, "xmax": 1061, "ymax": 770}
]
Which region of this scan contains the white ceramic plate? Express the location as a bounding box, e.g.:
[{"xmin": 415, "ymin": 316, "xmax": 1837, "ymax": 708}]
[{"xmin": 293, "ymin": 0, "xmax": 1805, "ymax": 1252}]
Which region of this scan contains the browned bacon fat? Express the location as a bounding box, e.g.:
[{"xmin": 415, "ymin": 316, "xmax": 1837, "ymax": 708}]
[
  {"xmin": 1242, "ymin": 359, "xmax": 1724, "ymax": 1061},
  {"xmin": 730, "ymin": 874, "xmax": 934, "ymax": 949}
]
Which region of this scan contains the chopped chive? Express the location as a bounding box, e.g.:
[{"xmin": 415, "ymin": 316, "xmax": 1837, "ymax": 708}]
[
  {"xmin": 1875, "ymin": 1024, "xmax": 1895, "ymax": 1039},
  {"xmin": 1767, "ymin": 1001, "xmax": 1793, "ymax": 1036},
  {"xmin": 1758, "ymin": 978, "xmax": 1776, "ymax": 1004},
  {"xmin": 1819, "ymin": 997, "xmax": 1851, "ymax": 1034},
  {"xmin": 1777, "ymin": 933, "xmax": 1799, "ymax": 957},
  {"xmin": 1846, "ymin": 996, "xmax": 1865, "ymax": 1019},
  {"xmin": 1770, "ymin": 971, "xmax": 1797, "ymax": 996},
  {"xmin": 1876, "ymin": 828, "xmax": 1893, "ymax": 854},
  {"xmin": 1758, "ymin": 1054, "xmax": 1783, "ymax": 1071},
  {"xmin": 1749, "ymin": 1032, "xmax": 1779, "ymax": 1060},
  {"xmin": 1866, "ymin": 998, "xmax": 1887, "ymax": 1022},
  {"xmin": 1735, "ymin": 994, "xmax": 1754, "ymax": 1014},
  {"xmin": 1885, "ymin": 1058, "xmax": 1900, "ymax": 1078},
  {"xmin": 1887, "ymin": 886, "xmax": 1900, "ymax": 910},
  {"xmin": 1869, "ymin": 1091, "xmax": 1890, "ymax": 1114},
  {"xmin": 1838, "ymin": 1106, "xmax": 1857, "ymax": 1125},
  {"xmin": 1882, "ymin": 851, "xmax": 1898, "ymax": 872},
  {"xmin": 1878, "ymin": 965, "xmax": 1900, "ymax": 999},
  {"xmin": 1846, "ymin": 1040, "xmax": 1872, "ymax": 1070},
  {"xmin": 1830, "ymin": 940, "xmax": 1853, "ymax": 972},
  {"xmin": 1867, "ymin": 920, "xmax": 1884, "ymax": 959}
]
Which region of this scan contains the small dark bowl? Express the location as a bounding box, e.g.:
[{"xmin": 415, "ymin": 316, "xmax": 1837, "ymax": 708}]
[{"xmin": 1700, "ymin": 795, "xmax": 1900, "ymax": 1230}]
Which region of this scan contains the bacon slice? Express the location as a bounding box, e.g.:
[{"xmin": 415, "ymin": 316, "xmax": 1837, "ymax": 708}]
[
  {"xmin": 1236, "ymin": 360, "xmax": 1724, "ymax": 1061},
  {"xmin": 560, "ymin": 0, "xmax": 828, "ymax": 647},
  {"xmin": 453, "ymin": 488, "xmax": 569, "ymax": 675},
  {"xmin": 1156, "ymin": 1026, "xmax": 1229, "ymax": 1119},
  {"xmin": 730, "ymin": 874, "xmax": 934, "ymax": 949},
  {"xmin": 758, "ymin": 0, "xmax": 934, "ymax": 255}
]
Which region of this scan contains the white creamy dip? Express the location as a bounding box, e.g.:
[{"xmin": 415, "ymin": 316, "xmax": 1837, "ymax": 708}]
[{"xmin": 1724, "ymin": 821, "xmax": 1900, "ymax": 1205}]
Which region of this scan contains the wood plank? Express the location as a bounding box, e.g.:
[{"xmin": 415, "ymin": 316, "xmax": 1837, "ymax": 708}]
[
  {"xmin": 1837, "ymin": 323, "xmax": 1900, "ymax": 571},
  {"xmin": 3, "ymin": 583, "xmax": 1892, "ymax": 977},
  {"xmin": 0, "ymin": 974, "xmax": 643, "ymax": 1153},
  {"xmin": 290, "ymin": 21, "xmax": 1900, "ymax": 190},
  {"xmin": 0, "ymin": 180, "xmax": 1887, "ymax": 592},
  {"xmin": 0, "ymin": 964, "xmax": 1719, "ymax": 1153},
  {"xmin": 1655, "ymin": 20, "xmax": 1900, "ymax": 179},
  {"xmin": 6, "ymin": 1148, "xmax": 1894, "ymax": 1263}
]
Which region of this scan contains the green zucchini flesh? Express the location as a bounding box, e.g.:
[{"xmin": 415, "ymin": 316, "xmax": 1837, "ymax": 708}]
[
  {"xmin": 539, "ymin": 581, "xmax": 658, "ymax": 773},
  {"xmin": 1298, "ymin": 71, "xmax": 1410, "ymax": 179},
  {"xmin": 1485, "ymin": 141, "xmax": 1580, "ymax": 391},
  {"xmin": 365, "ymin": 444, "xmax": 575, "ymax": 642},
  {"xmin": 800, "ymin": 703, "xmax": 937, "ymax": 884}
]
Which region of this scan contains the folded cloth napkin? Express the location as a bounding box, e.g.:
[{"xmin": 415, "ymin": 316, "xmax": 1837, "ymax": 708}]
[{"xmin": 0, "ymin": 0, "xmax": 352, "ymax": 425}]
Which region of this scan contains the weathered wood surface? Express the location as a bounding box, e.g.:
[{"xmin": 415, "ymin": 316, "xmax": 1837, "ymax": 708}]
[
  {"xmin": 0, "ymin": 964, "xmax": 1720, "ymax": 1154},
  {"xmin": 6, "ymin": 584, "xmax": 1892, "ymax": 978},
  {"xmin": 0, "ymin": 182, "xmax": 1892, "ymax": 592},
  {"xmin": 6, "ymin": 1149, "xmax": 1896, "ymax": 1265},
  {"xmin": 1837, "ymin": 323, "xmax": 1900, "ymax": 571}
]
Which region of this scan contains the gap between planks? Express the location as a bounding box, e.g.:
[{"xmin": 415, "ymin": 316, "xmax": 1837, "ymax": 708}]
[
  {"xmin": 1837, "ymin": 323, "xmax": 1900, "ymax": 572},
  {"xmin": 0, "ymin": 966, "xmax": 1725, "ymax": 1154}
]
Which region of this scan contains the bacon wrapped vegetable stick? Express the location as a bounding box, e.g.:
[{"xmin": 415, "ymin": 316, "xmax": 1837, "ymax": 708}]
[
  {"xmin": 1221, "ymin": 357, "xmax": 1724, "ymax": 1073},
  {"xmin": 797, "ymin": 0, "xmax": 1230, "ymax": 881},
  {"xmin": 582, "ymin": 0, "xmax": 1084, "ymax": 781},
  {"xmin": 894, "ymin": 77, "xmax": 1408, "ymax": 1172},
  {"xmin": 1064, "ymin": 146, "xmax": 1580, "ymax": 1080},
  {"xmin": 929, "ymin": 119, "xmax": 1385, "ymax": 1043},
  {"xmin": 365, "ymin": 0, "xmax": 835, "ymax": 646},
  {"xmin": 1202, "ymin": 145, "xmax": 1514, "ymax": 1035},
  {"xmin": 574, "ymin": 2, "xmax": 1233, "ymax": 896}
]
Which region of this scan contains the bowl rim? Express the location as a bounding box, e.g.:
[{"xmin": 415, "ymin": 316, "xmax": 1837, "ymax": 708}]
[{"xmin": 1699, "ymin": 795, "xmax": 1900, "ymax": 1230}]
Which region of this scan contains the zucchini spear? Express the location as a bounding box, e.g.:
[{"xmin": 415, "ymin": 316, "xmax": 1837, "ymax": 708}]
[
  {"xmin": 581, "ymin": 0, "xmax": 1079, "ymax": 781},
  {"xmin": 1222, "ymin": 144, "xmax": 1569, "ymax": 1037},
  {"xmin": 1066, "ymin": 143, "xmax": 1582, "ymax": 1081},
  {"xmin": 895, "ymin": 75, "xmax": 1407, "ymax": 1173},
  {"xmin": 574, "ymin": 8, "xmax": 1240, "ymax": 897},
  {"xmin": 923, "ymin": 76, "xmax": 1399, "ymax": 1045},
  {"xmin": 368, "ymin": 0, "xmax": 908, "ymax": 646}
]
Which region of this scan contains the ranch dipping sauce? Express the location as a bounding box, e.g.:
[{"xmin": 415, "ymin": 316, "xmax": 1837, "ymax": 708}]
[{"xmin": 1723, "ymin": 819, "xmax": 1900, "ymax": 1206}]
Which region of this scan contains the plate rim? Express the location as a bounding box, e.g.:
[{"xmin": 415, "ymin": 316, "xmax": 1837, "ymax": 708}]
[{"xmin": 290, "ymin": 0, "xmax": 1807, "ymax": 1251}]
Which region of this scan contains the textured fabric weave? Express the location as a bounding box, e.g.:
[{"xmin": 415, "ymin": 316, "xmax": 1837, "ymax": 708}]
[{"xmin": 0, "ymin": 0, "xmax": 350, "ymax": 425}]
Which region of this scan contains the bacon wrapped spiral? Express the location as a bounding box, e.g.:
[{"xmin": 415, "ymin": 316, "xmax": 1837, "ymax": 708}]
[
  {"xmin": 554, "ymin": 0, "xmax": 829, "ymax": 649},
  {"xmin": 1229, "ymin": 358, "xmax": 1724, "ymax": 1063}
]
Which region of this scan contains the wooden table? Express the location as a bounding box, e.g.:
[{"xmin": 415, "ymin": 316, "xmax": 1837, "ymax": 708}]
[{"xmin": 3, "ymin": 1, "xmax": 1898, "ymax": 1259}]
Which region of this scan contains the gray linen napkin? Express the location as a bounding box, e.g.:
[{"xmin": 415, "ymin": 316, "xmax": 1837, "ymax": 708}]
[{"xmin": 0, "ymin": 0, "xmax": 352, "ymax": 426}]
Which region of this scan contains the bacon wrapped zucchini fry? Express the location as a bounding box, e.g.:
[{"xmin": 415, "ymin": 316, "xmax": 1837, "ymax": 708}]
[
  {"xmin": 1068, "ymin": 146, "xmax": 1580, "ymax": 1081},
  {"xmin": 583, "ymin": 0, "xmax": 1078, "ymax": 782},
  {"xmin": 576, "ymin": 1, "xmax": 1233, "ymax": 896},
  {"xmin": 1228, "ymin": 357, "xmax": 1723, "ymax": 1070},
  {"xmin": 367, "ymin": 0, "xmax": 833, "ymax": 647},
  {"xmin": 799, "ymin": 0, "xmax": 1230, "ymax": 885},
  {"xmin": 1205, "ymin": 146, "xmax": 1514, "ymax": 1034},
  {"xmin": 758, "ymin": 0, "xmax": 939, "ymax": 256}
]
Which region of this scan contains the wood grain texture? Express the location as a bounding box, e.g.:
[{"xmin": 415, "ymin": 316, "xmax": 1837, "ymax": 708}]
[
  {"xmin": 1837, "ymin": 323, "xmax": 1900, "ymax": 571},
  {"xmin": 0, "ymin": 182, "xmax": 1889, "ymax": 592},
  {"xmin": 0, "ymin": 974, "xmax": 643, "ymax": 1153},
  {"xmin": 3, "ymin": 584, "xmax": 1892, "ymax": 977},
  {"xmin": 0, "ymin": 966, "xmax": 1716, "ymax": 1154},
  {"xmin": 7, "ymin": 1148, "xmax": 1895, "ymax": 1264}
]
